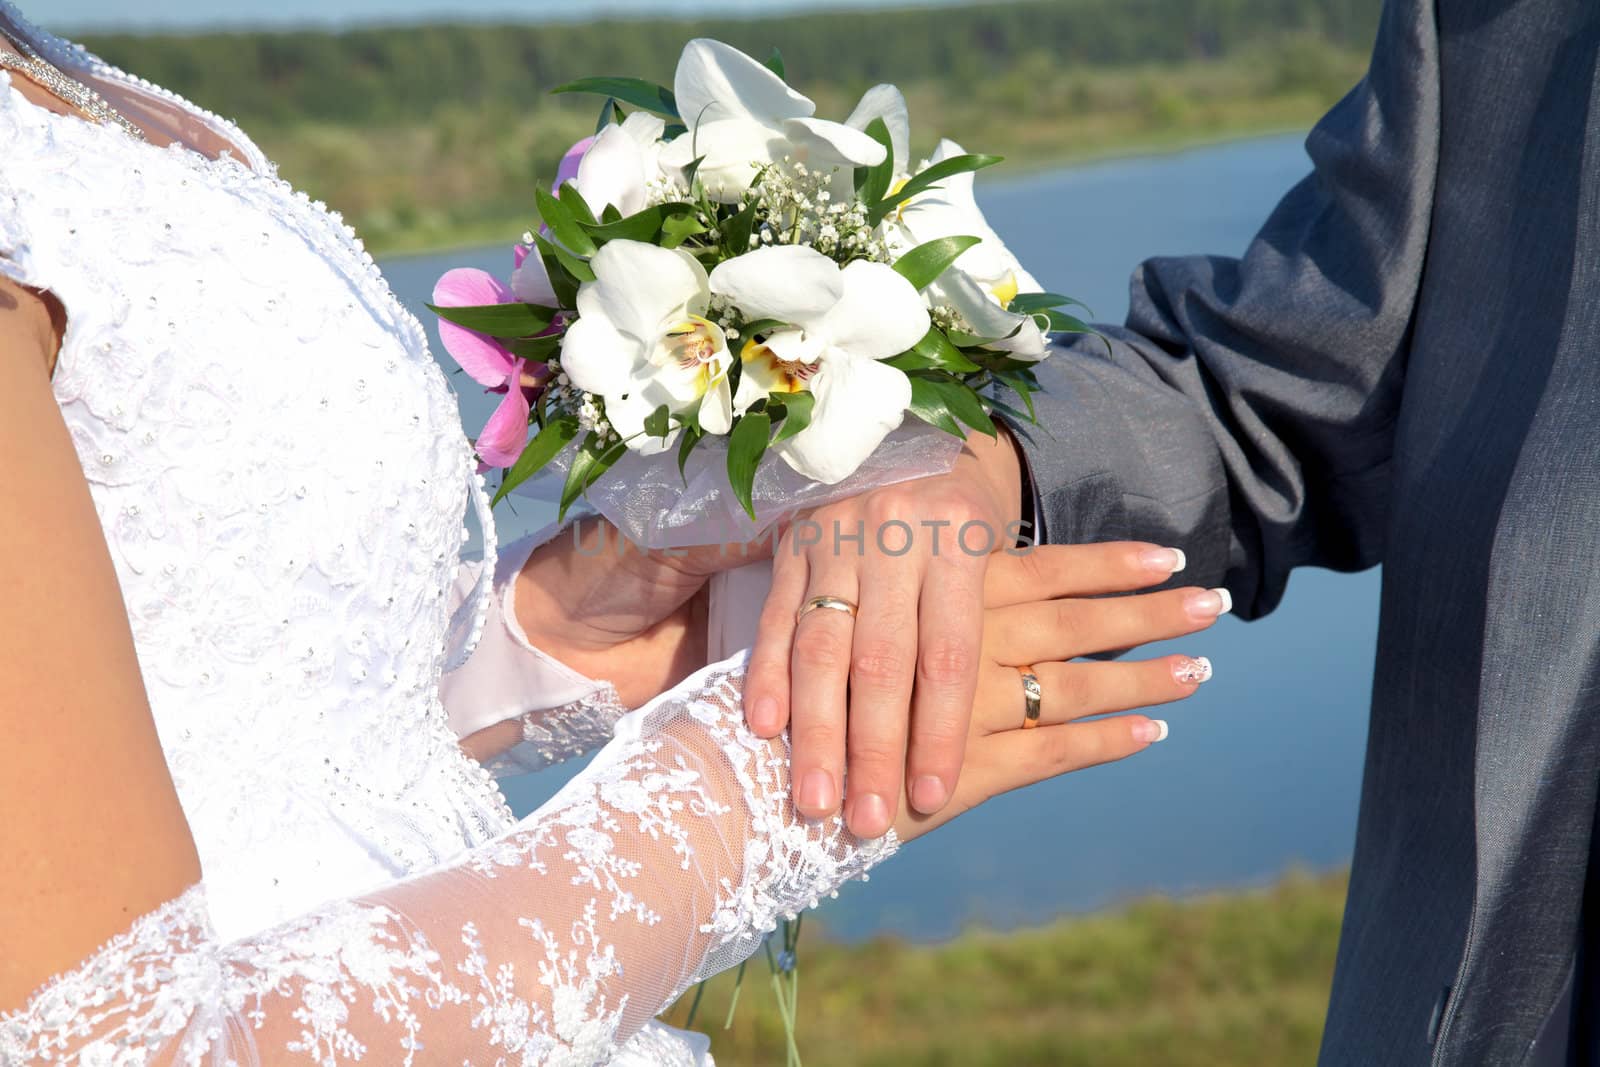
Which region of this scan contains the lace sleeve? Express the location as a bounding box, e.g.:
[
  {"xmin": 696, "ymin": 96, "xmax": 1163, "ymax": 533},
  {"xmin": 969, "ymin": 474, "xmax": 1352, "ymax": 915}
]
[
  {"xmin": 442, "ymin": 527, "xmax": 630, "ymax": 775},
  {"xmin": 2, "ymin": 653, "xmax": 896, "ymax": 1065}
]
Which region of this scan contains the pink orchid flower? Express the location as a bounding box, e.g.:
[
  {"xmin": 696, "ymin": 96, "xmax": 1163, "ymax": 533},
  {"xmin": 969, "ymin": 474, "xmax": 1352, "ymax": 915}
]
[
  {"xmin": 433, "ymin": 249, "xmax": 558, "ymax": 469},
  {"xmin": 554, "ymin": 135, "xmax": 596, "ymax": 195}
]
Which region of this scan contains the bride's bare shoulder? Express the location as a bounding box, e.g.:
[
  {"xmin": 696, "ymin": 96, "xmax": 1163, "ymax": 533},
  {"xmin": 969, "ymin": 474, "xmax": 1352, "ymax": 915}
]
[{"xmin": 0, "ymin": 312, "xmax": 200, "ymax": 1011}]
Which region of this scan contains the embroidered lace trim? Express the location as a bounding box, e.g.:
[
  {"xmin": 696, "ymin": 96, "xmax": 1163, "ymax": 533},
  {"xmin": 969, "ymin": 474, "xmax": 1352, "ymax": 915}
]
[{"xmin": 1, "ymin": 655, "xmax": 896, "ymax": 1066}]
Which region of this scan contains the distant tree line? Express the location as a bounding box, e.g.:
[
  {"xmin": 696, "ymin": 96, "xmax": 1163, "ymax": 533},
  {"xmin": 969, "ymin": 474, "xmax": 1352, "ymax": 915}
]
[{"xmin": 80, "ymin": 0, "xmax": 1381, "ymax": 128}]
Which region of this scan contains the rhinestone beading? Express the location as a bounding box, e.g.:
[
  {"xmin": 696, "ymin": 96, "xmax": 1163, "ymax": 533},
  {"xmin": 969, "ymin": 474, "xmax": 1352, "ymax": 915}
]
[{"xmin": 0, "ymin": 29, "xmax": 144, "ymax": 141}]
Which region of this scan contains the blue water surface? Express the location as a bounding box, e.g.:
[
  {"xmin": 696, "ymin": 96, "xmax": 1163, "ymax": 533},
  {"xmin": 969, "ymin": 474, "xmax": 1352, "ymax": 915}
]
[{"xmin": 382, "ymin": 132, "xmax": 1379, "ymax": 943}]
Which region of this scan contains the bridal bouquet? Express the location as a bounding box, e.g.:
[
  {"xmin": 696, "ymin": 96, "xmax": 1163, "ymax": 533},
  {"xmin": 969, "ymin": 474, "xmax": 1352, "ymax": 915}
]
[{"xmin": 432, "ymin": 38, "xmax": 1091, "ymax": 543}]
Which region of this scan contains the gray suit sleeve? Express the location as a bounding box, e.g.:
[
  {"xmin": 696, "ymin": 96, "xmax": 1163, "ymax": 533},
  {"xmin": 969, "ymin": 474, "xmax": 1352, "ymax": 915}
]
[{"xmin": 1009, "ymin": 0, "xmax": 1440, "ymax": 619}]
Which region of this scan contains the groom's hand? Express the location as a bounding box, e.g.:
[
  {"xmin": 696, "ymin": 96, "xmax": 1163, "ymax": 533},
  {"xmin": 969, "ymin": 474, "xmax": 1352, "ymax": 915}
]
[{"xmin": 742, "ymin": 427, "xmax": 1029, "ymax": 839}]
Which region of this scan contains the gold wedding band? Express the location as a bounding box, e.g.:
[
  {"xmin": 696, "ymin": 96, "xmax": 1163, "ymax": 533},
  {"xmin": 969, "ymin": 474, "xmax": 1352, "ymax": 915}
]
[
  {"xmin": 1018, "ymin": 665, "xmax": 1043, "ymax": 729},
  {"xmin": 796, "ymin": 595, "xmax": 859, "ymax": 624}
]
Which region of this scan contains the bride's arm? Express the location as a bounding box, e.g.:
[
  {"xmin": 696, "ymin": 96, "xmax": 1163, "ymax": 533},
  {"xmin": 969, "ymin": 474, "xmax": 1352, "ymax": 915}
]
[{"xmin": 0, "ymin": 276, "xmax": 202, "ymax": 1006}]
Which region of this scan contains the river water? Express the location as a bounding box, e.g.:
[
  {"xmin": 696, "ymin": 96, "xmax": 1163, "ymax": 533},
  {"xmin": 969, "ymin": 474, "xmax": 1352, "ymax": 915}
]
[{"xmin": 382, "ymin": 132, "xmax": 1380, "ymax": 942}]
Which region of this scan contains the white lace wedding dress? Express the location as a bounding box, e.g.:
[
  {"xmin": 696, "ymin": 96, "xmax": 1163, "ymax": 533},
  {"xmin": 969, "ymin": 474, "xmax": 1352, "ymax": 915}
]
[{"xmin": 0, "ymin": 9, "xmax": 893, "ymax": 1064}]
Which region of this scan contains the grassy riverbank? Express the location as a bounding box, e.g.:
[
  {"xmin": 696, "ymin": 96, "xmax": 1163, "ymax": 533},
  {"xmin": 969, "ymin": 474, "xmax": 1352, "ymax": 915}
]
[
  {"xmin": 80, "ymin": 0, "xmax": 1380, "ymax": 257},
  {"xmin": 662, "ymin": 869, "xmax": 1348, "ymax": 1067}
]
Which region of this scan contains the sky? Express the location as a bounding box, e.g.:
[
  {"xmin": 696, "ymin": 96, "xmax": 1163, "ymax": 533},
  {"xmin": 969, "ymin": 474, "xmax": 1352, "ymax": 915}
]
[{"xmin": 35, "ymin": 0, "xmax": 935, "ymax": 33}]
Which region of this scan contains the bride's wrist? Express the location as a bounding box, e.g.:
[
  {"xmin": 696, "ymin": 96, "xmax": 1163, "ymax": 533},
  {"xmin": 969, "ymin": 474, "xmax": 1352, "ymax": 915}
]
[{"xmin": 513, "ymin": 519, "xmax": 709, "ymax": 706}]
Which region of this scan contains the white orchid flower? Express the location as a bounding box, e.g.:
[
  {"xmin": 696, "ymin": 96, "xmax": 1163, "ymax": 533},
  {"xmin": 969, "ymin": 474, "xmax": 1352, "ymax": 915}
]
[
  {"xmin": 838, "ymin": 82, "xmax": 912, "ymax": 196},
  {"xmin": 890, "ymin": 138, "xmax": 1049, "ymax": 360},
  {"xmin": 560, "ymin": 241, "xmax": 734, "ymax": 455},
  {"xmin": 708, "ymin": 245, "xmax": 930, "ymax": 484},
  {"xmin": 659, "ymin": 39, "xmax": 887, "ymax": 203},
  {"xmin": 568, "ymin": 112, "xmax": 668, "ymax": 220}
]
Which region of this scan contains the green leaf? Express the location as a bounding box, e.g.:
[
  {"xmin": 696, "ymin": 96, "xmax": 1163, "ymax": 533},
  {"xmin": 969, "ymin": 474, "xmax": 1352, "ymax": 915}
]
[
  {"xmin": 1009, "ymin": 291, "xmax": 1092, "ymax": 316},
  {"xmin": 1042, "ymin": 309, "xmax": 1094, "ymax": 334},
  {"xmin": 726, "ymin": 411, "xmax": 772, "ymax": 520},
  {"xmin": 859, "ymin": 117, "xmax": 896, "ymax": 207},
  {"xmin": 764, "ymin": 46, "xmax": 786, "ymax": 81},
  {"xmin": 535, "ymin": 187, "xmax": 597, "ymax": 257},
  {"xmin": 972, "ymin": 350, "xmax": 1044, "ymax": 376},
  {"xmin": 552, "ymin": 76, "xmax": 680, "ymax": 119},
  {"xmin": 557, "ymin": 180, "xmax": 598, "ymax": 226},
  {"xmin": 907, "ymin": 376, "xmax": 964, "ymax": 437},
  {"xmin": 662, "ymin": 122, "xmax": 688, "ymax": 140},
  {"xmin": 594, "ymin": 96, "xmax": 618, "ymax": 136},
  {"xmin": 558, "ymin": 432, "xmax": 628, "ymax": 520},
  {"xmin": 681, "ymin": 153, "xmax": 708, "ymax": 191},
  {"xmin": 661, "ymin": 210, "xmax": 709, "ymax": 249},
  {"xmin": 534, "ymin": 235, "xmax": 582, "ymax": 306},
  {"xmin": 926, "ymin": 374, "xmax": 998, "ymax": 437},
  {"xmin": 428, "ymin": 301, "xmax": 559, "ymax": 338},
  {"xmin": 739, "ymin": 317, "xmax": 789, "ymax": 342},
  {"xmin": 884, "ymin": 327, "xmax": 982, "ymax": 373},
  {"xmin": 494, "ymin": 414, "xmax": 579, "ymax": 504},
  {"xmin": 676, "ymin": 424, "xmax": 704, "ymax": 484},
  {"xmin": 987, "ymin": 395, "xmax": 1038, "ymax": 428},
  {"xmin": 892, "ymin": 235, "xmax": 982, "ymax": 290},
  {"xmin": 581, "ymin": 203, "xmax": 666, "ymax": 245},
  {"xmin": 509, "ymin": 333, "xmax": 564, "ymax": 362},
  {"xmin": 643, "ymin": 402, "xmax": 672, "ymax": 441},
  {"xmin": 994, "ymin": 370, "xmax": 1037, "ymax": 421},
  {"xmin": 722, "ymin": 200, "xmax": 758, "ymax": 255},
  {"xmin": 945, "ymin": 328, "xmax": 1004, "ymax": 349},
  {"xmin": 870, "ymin": 153, "xmax": 1002, "ymax": 224},
  {"xmin": 770, "ymin": 389, "xmax": 814, "ymax": 444},
  {"xmin": 535, "ymin": 232, "xmax": 595, "ymax": 284}
]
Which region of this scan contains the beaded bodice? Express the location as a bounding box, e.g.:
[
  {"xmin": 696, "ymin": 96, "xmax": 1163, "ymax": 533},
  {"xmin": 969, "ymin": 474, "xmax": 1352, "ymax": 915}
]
[{"xmin": 0, "ymin": 7, "xmax": 509, "ymax": 939}]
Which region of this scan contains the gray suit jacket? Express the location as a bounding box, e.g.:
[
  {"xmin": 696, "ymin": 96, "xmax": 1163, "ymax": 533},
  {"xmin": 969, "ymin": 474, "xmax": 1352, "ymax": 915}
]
[{"xmin": 1010, "ymin": 0, "xmax": 1600, "ymax": 1061}]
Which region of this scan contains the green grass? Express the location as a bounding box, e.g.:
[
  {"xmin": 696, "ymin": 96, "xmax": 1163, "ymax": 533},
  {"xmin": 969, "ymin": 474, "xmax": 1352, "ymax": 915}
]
[
  {"xmin": 660, "ymin": 869, "xmax": 1348, "ymax": 1067},
  {"xmin": 233, "ymin": 38, "xmax": 1368, "ymax": 257}
]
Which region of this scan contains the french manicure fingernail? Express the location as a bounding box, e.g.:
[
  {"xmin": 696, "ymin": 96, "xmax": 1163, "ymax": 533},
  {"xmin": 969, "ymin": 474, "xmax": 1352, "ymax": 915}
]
[
  {"xmin": 798, "ymin": 770, "xmax": 834, "ymax": 815},
  {"xmin": 749, "ymin": 696, "xmax": 780, "ymax": 733},
  {"xmin": 853, "ymin": 792, "xmax": 891, "ymax": 837},
  {"xmin": 911, "ymin": 775, "xmax": 948, "ymax": 813},
  {"xmin": 1135, "ymin": 719, "xmax": 1170, "ymax": 744},
  {"xmin": 1185, "ymin": 588, "xmax": 1233, "ymax": 620},
  {"xmin": 1141, "ymin": 546, "xmax": 1187, "ymax": 573},
  {"xmin": 1174, "ymin": 656, "xmax": 1213, "ymax": 685}
]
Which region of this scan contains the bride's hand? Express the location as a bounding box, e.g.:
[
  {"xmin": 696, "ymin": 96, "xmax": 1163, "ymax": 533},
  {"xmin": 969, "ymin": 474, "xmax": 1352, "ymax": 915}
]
[
  {"xmin": 512, "ymin": 517, "xmax": 774, "ymax": 708},
  {"xmin": 887, "ymin": 542, "xmax": 1223, "ymax": 842}
]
